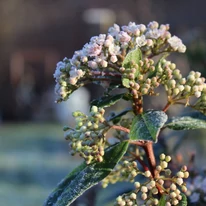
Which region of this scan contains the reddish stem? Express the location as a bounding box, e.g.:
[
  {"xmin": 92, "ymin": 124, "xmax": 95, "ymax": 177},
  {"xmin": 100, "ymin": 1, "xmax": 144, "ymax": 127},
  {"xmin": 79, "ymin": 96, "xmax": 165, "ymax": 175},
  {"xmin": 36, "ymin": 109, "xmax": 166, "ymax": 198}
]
[
  {"xmin": 130, "ymin": 152, "xmax": 150, "ymax": 172},
  {"xmin": 143, "ymin": 142, "xmax": 157, "ymax": 177},
  {"xmin": 111, "ymin": 125, "xmax": 130, "ymax": 133},
  {"xmin": 162, "ymin": 102, "xmax": 171, "ymax": 112}
]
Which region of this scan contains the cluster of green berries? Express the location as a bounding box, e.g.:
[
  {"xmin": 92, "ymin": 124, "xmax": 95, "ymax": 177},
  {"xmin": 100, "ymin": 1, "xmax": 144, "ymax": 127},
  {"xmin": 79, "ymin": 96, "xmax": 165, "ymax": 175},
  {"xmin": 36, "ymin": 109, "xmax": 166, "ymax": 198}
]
[
  {"xmin": 115, "ymin": 192, "xmax": 138, "ymax": 206},
  {"xmin": 113, "ymin": 154, "xmax": 189, "ymax": 206},
  {"xmin": 64, "ymin": 106, "xmax": 108, "ymax": 164},
  {"xmin": 120, "ymin": 58, "xmax": 161, "ymax": 98},
  {"xmin": 102, "ymin": 160, "xmax": 140, "ymax": 188},
  {"xmin": 157, "ymin": 60, "xmax": 206, "ymax": 107}
]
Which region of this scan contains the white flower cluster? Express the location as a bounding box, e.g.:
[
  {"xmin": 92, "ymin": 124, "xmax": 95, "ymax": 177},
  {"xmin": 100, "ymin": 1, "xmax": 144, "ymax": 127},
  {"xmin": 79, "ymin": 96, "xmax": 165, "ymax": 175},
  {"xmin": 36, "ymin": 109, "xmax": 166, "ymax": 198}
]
[{"xmin": 53, "ymin": 21, "xmax": 186, "ymax": 102}]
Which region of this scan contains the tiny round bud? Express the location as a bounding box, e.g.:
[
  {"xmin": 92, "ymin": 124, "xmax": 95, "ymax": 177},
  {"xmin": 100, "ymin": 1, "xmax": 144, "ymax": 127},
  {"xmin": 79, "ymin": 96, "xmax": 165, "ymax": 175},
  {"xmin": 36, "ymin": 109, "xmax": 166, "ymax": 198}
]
[
  {"xmin": 165, "ymin": 155, "xmax": 172, "ymax": 162},
  {"xmin": 156, "ymin": 165, "xmax": 162, "ymax": 172},
  {"xmin": 170, "ymin": 183, "xmax": 177, "ymax": 191},
  {"xmin": 173, "ymin": 88, "xmax": 180, "ymax": 95},
  {"xmin": 184, "ymin": 171, "xmax": 189, "ymax": 178},
  {"xmin": 134, "ymin": 182, "xmax": 141, "ymax": 189},
  {"xmin": 150, "ymin": 180, "xmax": 156, "ymax": 187},
  {"xmin": 141, "ymin": 186, "xmax": 148, "ymax": 193},
  {"xmin": 181, "ymin": 185, "xmax": 187, "ymax": 193},
  {"xmin": 153, "ymin": 198, "xmax": 159, "ymax": 205},
  {"xmin": 170, "ymin": 192, "xmax": 177, "ymax": 198},
  {"xmin": 176, "ymin": 177, "xmax": 183, "ymax": 186},
  {"xmin": 160, "ymin": 153, "xmax": 166, "ymax": 160},
  {"xmin": 184, "ymin": 85, "xmax": 191, "ymax": 92},
  {"xmin": 110, "ymin": 55, "xmax": 118, "ymax": 63},
  {"xmin": 172, "ymin": 198, "xmax": 179, "ymax": 205},
  {"xmin": 131, "ymin": 170, "xmax": 137, "ymax": 177},
  {"xmin": 181, "ymin": 165, "xmax": 187, "ymax": 171},
  {"xmin": 160, "ymin": 161, "xmax": 168, "ymax": 169},
  {"xmin": 165, "ymin": 169, "xmax": 172, "ymax": 176},
  {"xmin": 130, "ymin": 193, "xmax": 137, "ymax": 200},
  {"xmin": 158, "ymin": 179, "xmax": 164, "ymax": 185},
  {"xmin": 144, "ymin": 170, "xmax": 151, "ymax": 177},
  {"xmin": 141, "ymin": 193, "xmax": 147, "ymax": 200},
  {"xmin": 152, "ymin": 187, "xmax": 158, "ymax": 194},
  {"xmin": 177, "ymin": 171, "xmax": 184, "ymax": 178}
]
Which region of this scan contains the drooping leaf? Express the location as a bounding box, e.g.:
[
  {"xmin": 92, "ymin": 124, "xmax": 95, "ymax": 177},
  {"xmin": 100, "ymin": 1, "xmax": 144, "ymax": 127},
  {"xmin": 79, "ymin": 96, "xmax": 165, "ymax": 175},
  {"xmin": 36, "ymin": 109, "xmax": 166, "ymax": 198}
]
[
  {"xmin": 159, "ymin": 195, "xmax": 167, "ymax": 206},
  {"xmin": 91, "ymin": 93, "xmax": 125, "ymax": 108},
  {"xmin": 129, "ymin": 110, "xmax": 168, "ymax": 142},
  {"xmin": 44, "ymin": 141, "xmax": 129, "ymax": 206},
  {"xmin": 165, "ymin": 112, "xmax": 206, "ymax": 130},
  {"xmin": 122, "ymin": 48, "xmax": 142, "ymax": 88}
]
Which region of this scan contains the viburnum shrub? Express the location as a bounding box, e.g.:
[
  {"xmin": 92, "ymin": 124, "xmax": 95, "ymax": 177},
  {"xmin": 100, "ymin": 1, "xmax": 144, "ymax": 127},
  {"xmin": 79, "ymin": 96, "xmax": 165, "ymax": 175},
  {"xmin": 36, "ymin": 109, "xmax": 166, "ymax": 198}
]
[{"xmin": 44, "ymin": 21, "xmax": 206, "ymax": 206}]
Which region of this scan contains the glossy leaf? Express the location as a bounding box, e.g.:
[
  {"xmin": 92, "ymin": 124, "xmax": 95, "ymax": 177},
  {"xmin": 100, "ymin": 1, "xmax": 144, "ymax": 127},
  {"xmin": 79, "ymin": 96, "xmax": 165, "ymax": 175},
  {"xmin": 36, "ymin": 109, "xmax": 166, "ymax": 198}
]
[
  {"xmin": 91, "ymin": 93, "xmax": 125, "ymax": 108},
  {"xmin": 165, "ymin": 112, "xmax": 206, "ymax": 130},
  {"xmin": 44, "ymin": 141, "xmax": 129, "ymax": 206},
  {"xmin": 159, "ymin": 195, "xmax": 167, "ymax": 206},
  {"xmin": 122, "ymin": 48, "xmax": 142, "ymax": 69},
  {"xmin": 122, "ymin": 78, "xmax": 131, "ymax": 88},
  {"xmin": 129, "ymin": 110, "xmax": 168, "ymax": 142},
  {"xmin": 179, "ymin": 193, "xmax": 187, "ymax": 206},
  {"xmin": 122, "ymin": 48, "xmax": 142, "ymax": 88}
]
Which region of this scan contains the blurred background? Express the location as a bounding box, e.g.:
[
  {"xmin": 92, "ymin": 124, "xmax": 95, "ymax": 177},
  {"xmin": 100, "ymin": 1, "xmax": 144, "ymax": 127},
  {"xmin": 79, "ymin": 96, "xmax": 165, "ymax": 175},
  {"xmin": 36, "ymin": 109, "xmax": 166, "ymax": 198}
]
[{"xmin": 0, "ymin": 0, "xmax": 206, "ymax": 205}]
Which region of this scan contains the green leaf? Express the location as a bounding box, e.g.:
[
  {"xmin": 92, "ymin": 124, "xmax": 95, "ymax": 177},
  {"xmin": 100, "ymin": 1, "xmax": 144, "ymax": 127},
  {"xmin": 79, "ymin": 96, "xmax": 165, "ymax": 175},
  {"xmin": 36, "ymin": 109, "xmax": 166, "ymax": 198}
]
[
  {"xmin": 122, "ymin": 48, "xmax": 142, "ymax": 88},
  {"xmin": 165, "ymin": 112, "xmax": 206, "ymax": 130},
  {"xmin": 44, "ymin": 141, "xmax": 129, "ymax": 206},
  {"xmin": 129, "ymin": 110, "xmax": 168, "ymax": 142},
  {"xmin": 178, "ymin": 193, "xmax": 187, "ymax": 206},
  {"xmin": 159, "ymin": 195, "xmax": 167, "ymax": 206},
  {"xmin": 91, "ymin": 93, "xmax": 125, "ymax": 108},
  {"xmin": 122, "ymin": 48, "xmax": 142, "ymax": 69},
  {"xmin": 122, "ymin": 78, "xmax": 131, "ymax": 88}
]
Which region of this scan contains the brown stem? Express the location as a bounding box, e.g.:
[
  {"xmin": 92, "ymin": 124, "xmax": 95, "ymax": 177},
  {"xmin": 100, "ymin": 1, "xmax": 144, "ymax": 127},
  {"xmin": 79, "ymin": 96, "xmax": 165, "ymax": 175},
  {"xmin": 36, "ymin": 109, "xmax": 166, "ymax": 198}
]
[
  {"xmin": 111, "ymin": 125, "xmax": 130, "ymax": 133},
  {"xmin": 143, "ymin": 142, "xmax": 157, "ymax": 178},
  {"xmin": 162, "ymin": 102, "xmax": 171, "ymax": 112},
  {"xmin": 132, "ymin": 95, "xmax": 143, "ymax": 115},
  {"xmin": 130, "ymin": 152, "xmax": 150, "ymax": 172}
]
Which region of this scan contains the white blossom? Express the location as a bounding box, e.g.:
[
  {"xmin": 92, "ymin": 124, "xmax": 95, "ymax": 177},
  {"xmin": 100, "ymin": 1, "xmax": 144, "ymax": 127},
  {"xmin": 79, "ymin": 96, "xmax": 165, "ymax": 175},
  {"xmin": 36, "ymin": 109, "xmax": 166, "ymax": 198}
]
[
  {"xmin": 168, "ymin": 35, "xmax": 186, "ymax": 53},
  {"xmin": 108, "ymin": 24, "xmax": 120, "ymax": 36},
  {"xmin": 136, "ymin": 35, "xmax": 147, "ymax": 47},
  {"xmin": 117, "ymin": 31, "xmax": 131, "ymax": 43},
  {"xmin": 145, "ymin": 28, "xmax": 164, "ymax": 39}
]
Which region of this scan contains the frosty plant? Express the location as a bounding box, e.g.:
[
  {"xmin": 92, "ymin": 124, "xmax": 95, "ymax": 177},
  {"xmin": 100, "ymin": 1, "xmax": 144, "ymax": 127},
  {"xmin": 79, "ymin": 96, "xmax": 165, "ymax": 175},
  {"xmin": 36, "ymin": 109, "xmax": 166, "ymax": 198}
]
[{"xmin": 44, "ymin": 21, "xmax": 206, "ymax": 206}]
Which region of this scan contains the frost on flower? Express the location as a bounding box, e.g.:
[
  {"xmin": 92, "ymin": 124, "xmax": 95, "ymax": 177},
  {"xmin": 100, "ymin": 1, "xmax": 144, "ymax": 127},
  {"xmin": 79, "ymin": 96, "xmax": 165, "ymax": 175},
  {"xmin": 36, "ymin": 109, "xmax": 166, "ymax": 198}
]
[
  {"xmin": 145, "ymin": 28, "xmax": 164, "ymax": 39},
  {"xmin": 168, "ymin": 35, "xmax": 186, "ymax": 53},
  {"xmin": 108, "ymin": 24, "xmax": 120, "ymax": 36},
  {"xmin": 53, "ymin": 21, "xmax": 187, "ymax": 102},
  {"xmin": 136, "ymin": 35, "xmax": 147, "ymax": 47}
]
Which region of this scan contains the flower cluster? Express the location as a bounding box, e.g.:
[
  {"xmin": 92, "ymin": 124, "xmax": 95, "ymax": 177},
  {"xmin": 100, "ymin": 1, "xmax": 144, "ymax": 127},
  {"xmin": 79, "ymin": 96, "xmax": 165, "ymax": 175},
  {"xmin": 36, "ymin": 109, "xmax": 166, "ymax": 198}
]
[
  {"xmin": 53, "ymin": 21, "xmax": 186, "ymax": 102},
  {"xmin": 64, "ymin": 106, "xmax": 108, "ymax": 164},
  {"xmin": 156, "ymin": 60, "xmax": 206, "ymax": 111},
  {"xmin": 113, "ymin": 154, "xmax": 189, "ymax": 206}
]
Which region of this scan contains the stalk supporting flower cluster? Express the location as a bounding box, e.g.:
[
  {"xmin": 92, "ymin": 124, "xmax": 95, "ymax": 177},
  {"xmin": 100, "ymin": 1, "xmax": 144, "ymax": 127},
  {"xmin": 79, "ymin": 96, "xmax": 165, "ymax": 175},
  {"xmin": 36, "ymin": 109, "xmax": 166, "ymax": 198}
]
[{"xmin": 45, "ymin": 21, "xmax": 206, "ymax": 206}]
